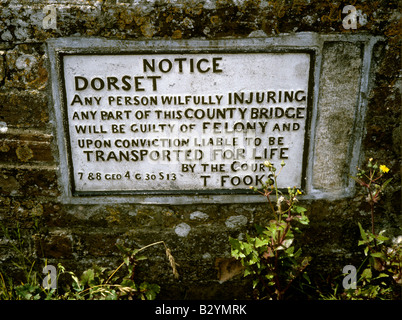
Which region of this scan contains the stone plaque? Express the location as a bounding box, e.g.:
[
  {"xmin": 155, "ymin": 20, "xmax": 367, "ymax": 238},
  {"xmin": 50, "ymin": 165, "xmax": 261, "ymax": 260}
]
[{"xmin": 61, "ymin": 52, "xmax": 311, "ymax": 195}]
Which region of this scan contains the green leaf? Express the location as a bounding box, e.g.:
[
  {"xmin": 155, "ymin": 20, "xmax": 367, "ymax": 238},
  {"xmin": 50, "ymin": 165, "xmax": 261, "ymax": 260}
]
[
  {"xmin": 255, "ymin": 224, "xmax": 265, "ymax": 235},
  {"xmin": 139, "ymin": 282, "xmax": 160, "ymax": 300},
  {"xmin": 364, "ymin": 246, "xmax": 369, "ymax": 256},
  {"xmin": 375, "ymin": 234, "xmax": 389, "ymax": 243},
  {"xmin": 252, "ymin": 279, "xmax": 259, "ymax": 289},
  {"xmin": 285, "ymin": 246, "xmax": 295, "ymax": 255},
  {"xmin": 303, "ymin": 273, "xmax": 311, "ymax": 284},
  {"xmin": 294, "ymin": 247, "xmax": 302, "ymax": 258},
  {"xmin": 350, "ymin": 175, "xmax": 364, "ymax": 186},
  {"xmin": 255, "ymin": 237, "xmax": 269, "ymax": 248},
  {"xmin": 105, "ymin": 289, "xmax": 118, "ymax": 300},
  {"xmin": 358, "ymin": 223, "xmax": 368, "ymax": 242},
  {"xmin": 242, "ymin": 242, "xmax": 254, "ymax": 256},
  {"xmin": 358, "ymin": 240, "xmax": 367, "ymax": 246},
  {"xmin": 370, "ymin": 252, "xmax": 386, "ymax": 259},
  {"xmin": 244, "ymin": 268, "xmax": 252, "ymax": 277},
  {"xmin": 135, "ymin": 255, "xmax": 147, "ymax": 261},
  {"xmin": 123, "ymin": 256, "xmax": 130, "ymax": 266},
  {"xmin": 80, "ymin": 269, "xmax": 95, "ymax": 286},
  {"xmin": 229, "ymin": 237, "xmax": 241, "ymax": 249},
  {"xmin": 71, "ymin": 274, "xmax": 82, "ymax": 291},
  {"xmin": 361, "ymin": 268, "xmax": 372, "ymax": 280},
  {"xmin": 294, "ymin": 206, "xmax": 307, "ymax": 214},
  {"xmin": 381, "ymin": 177, "xmax": 393, "ymax": 191},
  {"xmin": 116, "ymin": 244, "xmax": 132, "ymax": 256},
  {"xmin": 297, "ymin": 214, "xmax": 309, "ymax": 225},
  {"xmin": 121, "ymin": 278, "xmax": 136, "ymax": 288}
]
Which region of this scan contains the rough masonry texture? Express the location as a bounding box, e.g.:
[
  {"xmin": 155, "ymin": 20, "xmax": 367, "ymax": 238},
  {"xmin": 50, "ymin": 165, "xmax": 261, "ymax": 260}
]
[{"xmin": 0, "ymin": 0, "xmax": 401, "ymax": 299}]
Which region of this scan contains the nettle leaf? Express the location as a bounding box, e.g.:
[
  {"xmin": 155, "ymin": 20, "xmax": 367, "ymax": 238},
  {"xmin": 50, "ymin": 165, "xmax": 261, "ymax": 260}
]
[
  {"xmin": 246, "ymin": 234, "xmax": 256, "ymax": 245},
  {"xmin": 229, "ymin": 237, "xmax": 237, "ymax": 246},
  {"xmin": 238, "ymin": 252, "xmax": 246, "ymax": 259}
]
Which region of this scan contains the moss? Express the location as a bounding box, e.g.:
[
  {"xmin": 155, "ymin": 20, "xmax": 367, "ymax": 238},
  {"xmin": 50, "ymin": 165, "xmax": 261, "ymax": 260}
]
[
  {"xmin": 0, "ymin": 142, "xmax": 10, "ymax": 152},
  {"xmin": 15, "ymin": 145, "xmax": 34, "ymax": 162}
]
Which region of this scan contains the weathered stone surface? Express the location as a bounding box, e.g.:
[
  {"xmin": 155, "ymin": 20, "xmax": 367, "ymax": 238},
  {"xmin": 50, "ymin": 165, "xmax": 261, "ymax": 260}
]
[
  {"xmin": 0, "ymin": 167, "xmax": 59, "ymax": 197},
  {"xmin": 0, "ymin": 130, "xmax": 54, "ymax": 164},
  {"xmin": 2, "ymin": 44, "xmax": 48, "ymax": 90},
  {"xmin": 0, "ymin": 0, "xmax": 400, "ymax": 300},
  {"xmin": 0, "ymin": 54, "xmax": 5, "ymax": 83},
  {"xmin": 190, "ymin": 211, "xmax": 209, "ymax": 221},
  {"xmin": 0, "ymin": 90, "xmax": 49, "ymax": 129},
  {"xmin": 175, "ymin": 223, "xmax": 191, "ymax": 237},
  {"xmin": 225, "ymin": 215, "xmax": 248, "ymax": 229},
  {"xmin": 312, "ymin": 42, "xmax": 363, "ymax": 192}
]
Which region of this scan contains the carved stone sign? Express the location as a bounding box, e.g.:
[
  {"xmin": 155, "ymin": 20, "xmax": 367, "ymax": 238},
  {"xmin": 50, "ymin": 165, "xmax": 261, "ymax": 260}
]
[{"xmin": 60, "ymin": 50, "xmax": 312, "ymax": 195}]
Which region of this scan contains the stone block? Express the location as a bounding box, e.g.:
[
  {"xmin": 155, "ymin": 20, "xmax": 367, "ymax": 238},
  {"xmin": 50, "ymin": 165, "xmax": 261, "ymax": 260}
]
[
  {"xmin": 0, "ymin": 167, "xmax": 59, "ymax": 197},
  {"xmin": 312, "ymin": 42, "xmax": 363, "ymax": 192},
  {"xmin": 0, "ymin": 130, "xmax": 54, "ymax": 165},
  {"xmin": 0, "ymin": 90, "xmax": 49, "ymax": 130}
]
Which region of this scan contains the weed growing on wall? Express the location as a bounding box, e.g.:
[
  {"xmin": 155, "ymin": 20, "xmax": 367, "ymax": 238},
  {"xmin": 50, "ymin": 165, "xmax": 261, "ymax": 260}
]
[
  {"xmin": 0, "ymin": 226, "xmax": 178, "ymax": 300},
  {"xmin": 229, "ymin": 161, "xmax": 311, "ymax": 300},
  {"xmin": 321, "ymin": 158, "xmax": 401, "ymax": 300}
]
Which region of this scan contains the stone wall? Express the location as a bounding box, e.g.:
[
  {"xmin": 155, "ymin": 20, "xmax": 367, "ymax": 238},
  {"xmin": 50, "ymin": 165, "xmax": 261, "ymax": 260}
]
[{"xmin": 0, "ymin": 0, "xmax": 400, "ymax": 299}]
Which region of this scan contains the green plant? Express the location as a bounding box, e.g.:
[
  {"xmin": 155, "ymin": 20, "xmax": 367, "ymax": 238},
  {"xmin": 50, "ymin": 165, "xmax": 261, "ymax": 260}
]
[
  {"xmin": 230, "ymin": 160, "xmax": 311, "ymax": 300},
  {"xmin": 0, "ymin": 221, "xmax": 44, "ymax": 300},
  {"xmin": 0, "ymin": 225, "xmax": 178, "ymax": 300},
  {"xmin": 351, "ymin": 158, "xmax": 393, "ymax": 240},
  {"xmin": 69, "ymin": 241, "xmax": 177, "ymax": 300},
  {"xmin": 322, "ymin": 158, "xmax": 401, "ymax": 300},
  {"xmin": 351, "ymin": 158, "xmax": 400, "ymax": 299}
]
